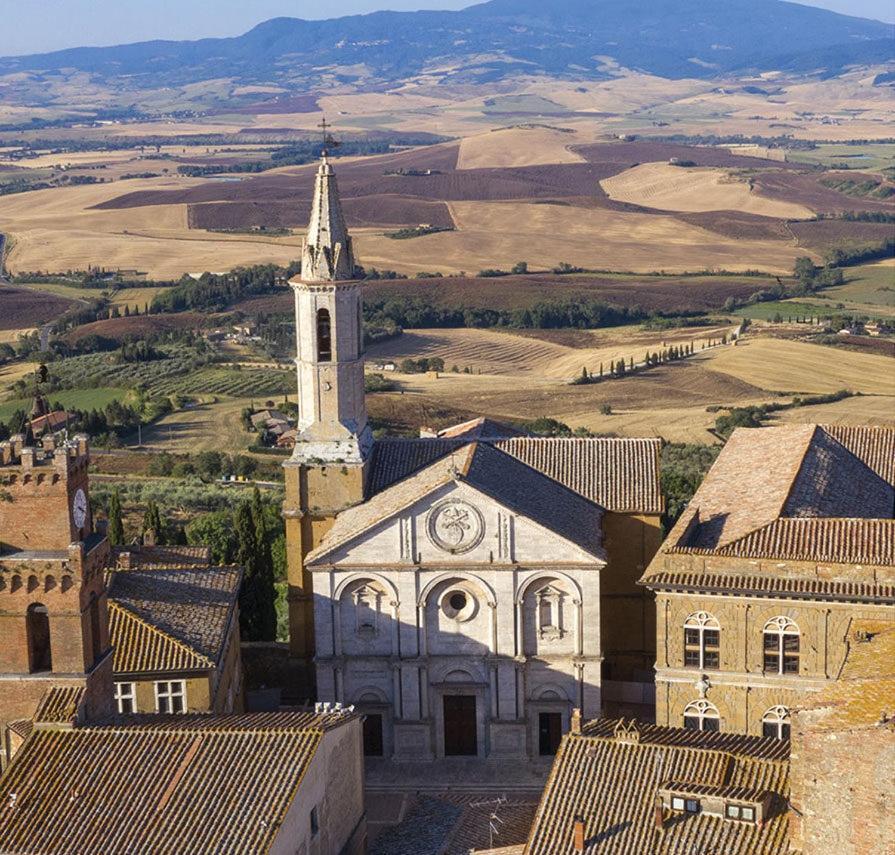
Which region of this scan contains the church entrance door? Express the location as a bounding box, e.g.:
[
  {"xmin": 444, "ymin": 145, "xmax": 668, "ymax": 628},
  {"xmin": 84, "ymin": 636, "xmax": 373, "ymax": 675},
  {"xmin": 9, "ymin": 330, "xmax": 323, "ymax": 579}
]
[
  {"xmin": 363, "ymin": 713, "xmax": 384, "ymax": 756},
  {"xmin": 538, "ymin": 712, "xmax": 563, "ymax": 755},
  {"xmin": 443, "ymin": 695, "xmax": 477, "ymax": 756}
]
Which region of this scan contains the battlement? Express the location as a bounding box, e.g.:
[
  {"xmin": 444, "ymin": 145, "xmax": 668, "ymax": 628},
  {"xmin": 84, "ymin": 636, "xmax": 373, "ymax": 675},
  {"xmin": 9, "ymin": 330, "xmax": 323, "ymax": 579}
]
[{"xmin": 0, "ymin": 433, "xmax": 90, "ymax": 479}]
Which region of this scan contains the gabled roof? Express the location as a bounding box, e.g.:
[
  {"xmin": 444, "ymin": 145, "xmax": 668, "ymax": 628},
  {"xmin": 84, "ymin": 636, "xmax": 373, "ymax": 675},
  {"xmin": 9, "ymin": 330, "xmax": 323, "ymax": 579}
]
[
  {"xmin": 368, "ymin": 434, "xmax": 663, "ymax": 514},
  {"xmin": 107, "ymin": 565, "xmax": 242, "ymax": 675},
  {"xmin": 526, "ymin": 719, "xmax": 790, "ymax": 855},
  {"xmin": 0, "ymin": 711, "xmax": 358, "ymax": 854},
  {"xmin": 33, "ymin": 686, "xmax": 85, "ymax": 725},
  {"xmin": 309, "ymin": 441, "xmax": 605, "ymax": 563},
  {"xmin": 645, "ymin": 426, "xmax": 894, "ymax": 585}
]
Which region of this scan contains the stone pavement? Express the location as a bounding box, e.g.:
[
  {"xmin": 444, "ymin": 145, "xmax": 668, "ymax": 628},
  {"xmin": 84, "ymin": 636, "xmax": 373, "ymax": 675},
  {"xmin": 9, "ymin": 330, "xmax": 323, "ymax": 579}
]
[{"xmin": 365, "ymin": 759, "xmax": 548, "ymax": 854}]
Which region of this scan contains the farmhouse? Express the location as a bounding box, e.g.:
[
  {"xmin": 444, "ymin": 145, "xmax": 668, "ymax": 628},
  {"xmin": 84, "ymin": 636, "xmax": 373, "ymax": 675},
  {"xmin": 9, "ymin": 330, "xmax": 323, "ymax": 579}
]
[
  {"xmin": 640, "ymin": 423, "xmax": 895, "ymax": 738},
  {"xmin": 283, "ymin": 154, "xmax": 664, "ymax": 761}
]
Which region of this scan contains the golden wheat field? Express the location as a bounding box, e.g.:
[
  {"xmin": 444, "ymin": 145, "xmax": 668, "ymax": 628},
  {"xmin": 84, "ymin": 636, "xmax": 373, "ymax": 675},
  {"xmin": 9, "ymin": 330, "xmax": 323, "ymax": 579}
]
[
  {"xmin": 600, "ymin": 163, "xmax": 815, "ymax": 219},
  {"xmin": 457, "ymin": 126, "xmax": 588, "ymax": 170},
  {"xmin": 357, "ymin": 201, "xmax": 808, "ymax": 275}
]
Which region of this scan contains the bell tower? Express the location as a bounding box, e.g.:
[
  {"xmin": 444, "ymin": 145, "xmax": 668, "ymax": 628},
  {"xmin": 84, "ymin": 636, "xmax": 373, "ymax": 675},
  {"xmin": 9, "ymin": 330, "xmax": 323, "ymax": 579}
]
[{"xmin": 283, "ymin": 145, "xmax": 371, "ymax": 678}]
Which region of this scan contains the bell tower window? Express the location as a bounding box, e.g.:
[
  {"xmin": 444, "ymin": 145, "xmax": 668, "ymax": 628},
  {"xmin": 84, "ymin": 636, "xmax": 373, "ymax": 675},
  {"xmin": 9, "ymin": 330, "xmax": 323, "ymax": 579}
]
[
  {"xmin": 317, "ymin": 308, "xmax": 332, "ymax": 362},
  {"xmin": 27, "ymin": 603, "xmax": 52, "ymax": 673}
]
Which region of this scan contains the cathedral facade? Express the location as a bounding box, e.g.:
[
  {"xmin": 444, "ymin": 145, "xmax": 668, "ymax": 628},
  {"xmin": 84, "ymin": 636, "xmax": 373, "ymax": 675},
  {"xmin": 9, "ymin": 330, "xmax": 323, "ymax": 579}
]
[{"xmin": 283, "ymin": 155, "xmax": 664, "ymax": 761}]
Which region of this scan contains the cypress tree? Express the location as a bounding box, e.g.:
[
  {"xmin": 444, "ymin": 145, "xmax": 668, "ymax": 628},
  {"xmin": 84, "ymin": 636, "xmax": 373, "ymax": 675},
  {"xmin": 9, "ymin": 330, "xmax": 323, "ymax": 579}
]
[
  {"xmin": 234, "ymin": 501, "xmax": 261, "ymax": 640},
  {"xmin": 250, "ymin": 488, "xmax": 277, "ymax": 642},
  {"xmin": 108, "ymin": 488, "xmax": 124, "ymax": 546}
]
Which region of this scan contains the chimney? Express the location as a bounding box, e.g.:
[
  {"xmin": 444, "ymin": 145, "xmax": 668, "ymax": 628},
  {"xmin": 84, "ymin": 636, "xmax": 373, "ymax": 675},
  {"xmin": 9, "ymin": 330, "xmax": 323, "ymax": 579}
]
[
  {"xmin": 570, "ymin": 707, "xmax": 582, "ymax": 734},
  {"xmin": 654, "ymin": 801, "xmax": 665, "ymax": 831},
  {"xmin": 573, "ymin": 816, "xmax": 586, "ymax": 853}
]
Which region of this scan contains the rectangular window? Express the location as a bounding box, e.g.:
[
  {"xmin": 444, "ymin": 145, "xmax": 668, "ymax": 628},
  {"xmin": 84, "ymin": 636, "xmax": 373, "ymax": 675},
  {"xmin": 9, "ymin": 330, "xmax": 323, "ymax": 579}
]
[
  {"xmin": 310, "ymin": 806, "xmax": 319, "ymax": 837},
  {"xmin": 685, "ymin": 799, "xmax": 700, "ymax": 814},
  {"xmin": 114, "ymin": 682, "xmax": 136, "ymax": 714},
  {"xmin": 683, "ymin": 715, "xmax": 700, "ymax": 730},
  {"xmin": 741, "ymin": 806, "xmax": 755, "ymax": 822},
  {"xmin": 702, "ymin": 717, "xmax": 720, "ymax": 733},
  {"xmin": 672, "ymin": 797, "xmax": 685, "ymax": 811},
  {"xmin": 155, "ymin": 680, "xmax": 186, "ymax": 714},
  {"xmin": 726, "ymin": 804, "xmax": 741, "ymax": 819},
  {"xmin": 684, "ymin": 628, "xmax": 702, "ymax": 667}
]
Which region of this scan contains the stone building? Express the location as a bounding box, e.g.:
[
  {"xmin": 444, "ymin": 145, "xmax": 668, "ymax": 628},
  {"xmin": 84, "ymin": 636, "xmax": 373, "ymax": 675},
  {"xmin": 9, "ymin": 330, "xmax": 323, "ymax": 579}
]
[
  {"xmin": 0, "ymin": 433, "xmax": 114, "ymax": 765},
  {"xmin": 524, "ymin": 714, "xmax": 791, "ymax": 854},
  {"xmin": 0, "ymin": 709, "xmax": 366, "ymax": 855},
  {"xmin": 107, "ymin": 547, "xmax": 245, "ymax": 715},
  {"xmin": 283, "ymin": 154, "xmax": 664, "ymax": 761},
  {"xmin": 640, "ymin": 423, "xmax": 895, "ymax": 738}
]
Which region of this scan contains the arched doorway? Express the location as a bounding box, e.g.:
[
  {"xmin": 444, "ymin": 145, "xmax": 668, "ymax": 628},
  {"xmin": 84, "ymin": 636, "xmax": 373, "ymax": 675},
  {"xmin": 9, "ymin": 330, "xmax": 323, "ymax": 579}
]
[{"xmin": 27, "ymin": 603, "xmax": 52, "ymax": 673}]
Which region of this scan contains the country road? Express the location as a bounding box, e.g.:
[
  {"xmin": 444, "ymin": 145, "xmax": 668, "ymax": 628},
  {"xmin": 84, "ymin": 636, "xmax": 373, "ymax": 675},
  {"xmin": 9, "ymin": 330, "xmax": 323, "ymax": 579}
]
[{"xmin": 0, "ymin": 232, "xmax": 7, "ymax": 283}]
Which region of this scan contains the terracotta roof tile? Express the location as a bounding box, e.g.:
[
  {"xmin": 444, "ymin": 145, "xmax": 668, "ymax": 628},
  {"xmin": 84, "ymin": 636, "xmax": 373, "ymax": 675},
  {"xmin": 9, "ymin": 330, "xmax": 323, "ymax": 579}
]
[
  {"xmin": 108, "ymin": 565, "xmax": 242, "ymax": 675},
  {"xmin": 112, "ymin": 545, "xmax": 212, "ymax": 569},
  {"xmin": 641, "ymin": 570, "xmax": 894, "ymax": 603},
  {"xmin": 33, "ymin": 686, "xmax": 85, "ymax": 725},
  {"xmin": 0, "ymin": 712, "xmax": 356, "ymax": 854},
  {"xmin": 526, "ymin": 719, "xmax": 789, "ymax": 855},
  {"xmin": 368, "ymin": 435, "xmax": 663, "ymax": 514}
]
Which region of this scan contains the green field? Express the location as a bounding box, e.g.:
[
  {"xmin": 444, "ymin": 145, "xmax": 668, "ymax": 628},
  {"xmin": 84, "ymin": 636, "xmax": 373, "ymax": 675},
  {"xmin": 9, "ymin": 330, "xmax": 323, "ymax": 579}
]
[
  {"xmin": 786, "ymin": 143, "xmax": 895, "ymax": 174},
  {"xmin": 0, "ymin": 387, "xmax": 129, "ymax": 422},
  {"xmin": 732, "ymin": 300, "xmax": 833, "ymax": 321},
  {"xmin": 822, "ymin": 261, "xmax": 895, "ymax": 307},
  {"xmin": 152, "ymin": 366, "xmax": 293, "ymax": 398}
]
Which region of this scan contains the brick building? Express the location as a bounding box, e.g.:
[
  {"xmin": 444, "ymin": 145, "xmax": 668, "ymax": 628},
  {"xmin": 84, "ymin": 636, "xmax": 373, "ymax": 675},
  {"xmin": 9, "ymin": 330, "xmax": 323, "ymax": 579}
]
[
  {"xmin": 640, "ymin": 424, "xmax": 894, "ymax": 738},
  {"xmin": 0, "ymin": 433, "xmax": 114, "ymax": 765},
  {"xmin": 282, "ymin": 154, "xmax": 665, "ymax": 761},
  {"xmin": 107, "ymin": 547, "xmax": 244, "ymax": 715},
  {"xmin": 788, "ymin": 620, "xmax": 895, "ymax": 854}
]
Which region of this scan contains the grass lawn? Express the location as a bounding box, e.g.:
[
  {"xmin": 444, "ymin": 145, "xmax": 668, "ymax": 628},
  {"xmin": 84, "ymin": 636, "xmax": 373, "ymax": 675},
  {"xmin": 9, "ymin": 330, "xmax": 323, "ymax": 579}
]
[
  {"xmin": 0, "ymin": 387, "xmax": 130, "ymax": 422},
  {"xmin": 821, "ymin": 260, "xmax": 895, "ymax": 308},
  {"xmin": 785, "ymin": 143, "xmax": 895, "ymax": 174}
]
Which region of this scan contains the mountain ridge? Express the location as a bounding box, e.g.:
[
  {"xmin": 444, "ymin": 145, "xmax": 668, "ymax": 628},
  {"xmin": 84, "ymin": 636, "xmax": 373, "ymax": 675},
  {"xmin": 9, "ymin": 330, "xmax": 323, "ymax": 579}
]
[{"xmin": 0, "ymin": 0, "xmax": 892, "ymax": 94}]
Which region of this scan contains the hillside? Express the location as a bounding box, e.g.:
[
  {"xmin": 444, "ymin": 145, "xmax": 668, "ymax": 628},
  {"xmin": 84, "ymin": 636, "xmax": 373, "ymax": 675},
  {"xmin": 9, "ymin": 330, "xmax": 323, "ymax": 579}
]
[{"xmin": 0, "ymin": 0, "xmax": 891, "ymax": 108}]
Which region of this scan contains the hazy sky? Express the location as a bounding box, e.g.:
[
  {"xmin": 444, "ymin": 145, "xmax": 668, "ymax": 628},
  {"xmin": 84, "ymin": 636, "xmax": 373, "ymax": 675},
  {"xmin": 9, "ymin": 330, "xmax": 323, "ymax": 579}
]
[{"xmin": 1, "ymin": 0, "xmax": 892, "ymax": 56}]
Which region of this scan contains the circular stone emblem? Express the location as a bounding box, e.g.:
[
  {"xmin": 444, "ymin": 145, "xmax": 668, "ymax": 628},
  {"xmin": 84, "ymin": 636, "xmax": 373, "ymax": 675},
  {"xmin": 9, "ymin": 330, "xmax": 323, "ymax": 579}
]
[{"xmin": 427, "ymin": 499, "xmax": 485, "ymax": 554}]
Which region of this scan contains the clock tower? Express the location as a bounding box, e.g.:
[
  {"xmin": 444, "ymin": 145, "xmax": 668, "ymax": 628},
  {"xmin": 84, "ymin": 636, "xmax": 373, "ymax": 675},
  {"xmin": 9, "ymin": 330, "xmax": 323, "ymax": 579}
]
[
  {"xmin": 283, "ymin": 150, "xmax": 371, "ymax": 680},
  {"xmin": 0, "ymin": 433, "xmax": 113, "ymax": 761}
]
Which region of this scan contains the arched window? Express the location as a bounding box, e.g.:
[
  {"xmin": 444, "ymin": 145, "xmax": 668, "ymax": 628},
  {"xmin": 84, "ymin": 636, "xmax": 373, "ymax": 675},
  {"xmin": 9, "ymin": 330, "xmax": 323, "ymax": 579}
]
[
  {"xmin": 762, "ymin": 705, "xmax": 791, "ymax": 740},
  {"xmin": 683, "ymin": 699, "xmax": 720, "ymax": 732},
  {"xmin": 763, "ymin": 617, "xmax": 800, "ymax": 674},
  {"xmin": 316, "ymin": 308, "xmax": 332, "ymax": 362},
  {"xmin": 89, "ymin": 594, "xmax": 102, "ymax": 665},
  {"xmin": 683, "ymin": 612, "xmax": 720, "ymax": 670},
  {"xmin": 26, "ymin": 603, "xmax": 52, "ymax": 673}
]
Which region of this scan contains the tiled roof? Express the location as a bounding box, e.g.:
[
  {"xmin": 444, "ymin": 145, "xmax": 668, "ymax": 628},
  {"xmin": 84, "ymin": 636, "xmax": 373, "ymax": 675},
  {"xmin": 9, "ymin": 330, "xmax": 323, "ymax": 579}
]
[
  {"xmin": 112, "ymin": 544, "xmax": 212, "ymax": 569},
  {"xmin": 6, "ymin": 720, "xmax": 33, "ymax": 740},
  {"xmin": 33, "ymin": 686, "xmax": 85, "ymax": 725},
  {"xmin": 309, "ymin": 442, "xmax": 605, "ymax": 563},
  {"xmin": 642, "ymin": 570, "xmax": 894, "ymax": 604},
  {"xmin": 435, "ymin": 417, "xmax": 525, "ymax": 440},
  {"xmin": 0, "ymin": 712, "xmax": 356, "ymax": 854},
  {"xmin": 109, "ymin": 601, "xmax": 214, "ymax": 673},
  {"xmin": 367, "ymin": 435, "xmax": 663, "ymax": 514},
  {"xmin": 526, "ymin": 719, "xmax": 790, "ymax": 855},
  {"xmin": 647, "ymin": 425, "xmax": 895, "ymax": 585},
  {"xmin": 108, "ymin": 565, "xmax": 242, "ymax": 675}
]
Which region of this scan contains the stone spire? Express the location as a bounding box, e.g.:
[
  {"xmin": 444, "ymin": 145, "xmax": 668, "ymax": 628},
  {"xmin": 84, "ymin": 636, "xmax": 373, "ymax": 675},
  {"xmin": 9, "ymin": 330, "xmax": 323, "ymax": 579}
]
[{"xmin": 301, "ymin": 155, "xmax": 355, "ymax": 283}]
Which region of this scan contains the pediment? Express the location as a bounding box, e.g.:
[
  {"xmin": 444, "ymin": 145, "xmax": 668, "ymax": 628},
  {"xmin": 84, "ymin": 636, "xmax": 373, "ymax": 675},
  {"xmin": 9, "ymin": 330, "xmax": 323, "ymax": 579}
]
[{"xmin": 307, "ymin": 480, "xmax": 605, "ymax": 567}]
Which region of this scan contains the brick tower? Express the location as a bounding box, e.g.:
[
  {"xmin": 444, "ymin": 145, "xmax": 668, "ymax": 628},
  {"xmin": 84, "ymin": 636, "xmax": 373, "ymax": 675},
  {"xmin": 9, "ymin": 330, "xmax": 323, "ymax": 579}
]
[
  {"xmin": 0, "ymin": 433, "xmax": 113, "ymax": 764},
  {"xmin": 283, "ymin": 153, "xmax": 371, "ymax": 681}
]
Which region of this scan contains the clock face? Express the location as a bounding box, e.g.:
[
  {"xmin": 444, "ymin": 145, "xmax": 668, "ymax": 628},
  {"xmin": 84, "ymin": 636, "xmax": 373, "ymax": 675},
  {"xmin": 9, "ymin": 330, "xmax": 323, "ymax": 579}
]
[{"xmin": 72, "ymin": 488, "xmax": 88, "ymax": 530}]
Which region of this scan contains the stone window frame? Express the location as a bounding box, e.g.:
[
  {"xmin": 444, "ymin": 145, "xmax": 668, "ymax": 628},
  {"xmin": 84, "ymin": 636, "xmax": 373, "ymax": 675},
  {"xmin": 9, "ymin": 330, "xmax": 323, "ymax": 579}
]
[
  {"xmin": 761, "ymin": 705, "xmax": 791, "ymax": 741},
  {"xmin": 154, "ymin": 679, "xmax": 187, "ymax": 714},
  {"xmin": 683, "ymin": 699, "xmax": 720, "ymax": 732},
  {"xmin": 114, "ymin": 681, "xmax": 136, "ymax": 714},
  {"xmin": 683, "ymin": 611, "xmax": 720, "ymax": 670},
  {"xmin": 726, "ymin": 803, "xmax": 756, "ymax": 822},
  {"xmin": 762, "ymin": 616, "xmax": 800, "ymax": 675}
]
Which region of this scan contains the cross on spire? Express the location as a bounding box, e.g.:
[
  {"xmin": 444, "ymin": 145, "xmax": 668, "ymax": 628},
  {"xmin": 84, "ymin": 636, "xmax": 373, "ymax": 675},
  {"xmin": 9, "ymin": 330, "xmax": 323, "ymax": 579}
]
[{"xmin": 318, "ymin": 116, "xmax": 339, "ymax": 158}]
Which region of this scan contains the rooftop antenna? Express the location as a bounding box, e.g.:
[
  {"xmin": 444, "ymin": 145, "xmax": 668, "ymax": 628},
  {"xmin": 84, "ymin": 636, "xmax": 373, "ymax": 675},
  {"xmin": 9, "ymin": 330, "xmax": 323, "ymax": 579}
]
[{"xmin": 470, "ymin": 795, "xmax": 507, "ymax": 850}]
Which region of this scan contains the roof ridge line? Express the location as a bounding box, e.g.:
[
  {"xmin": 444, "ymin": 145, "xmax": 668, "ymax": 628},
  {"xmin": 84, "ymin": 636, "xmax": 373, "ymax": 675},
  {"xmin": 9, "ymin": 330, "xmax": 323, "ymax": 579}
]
[{"xmin": 109, "ymin": 601, "xmax": 215, "ymax": 669}]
